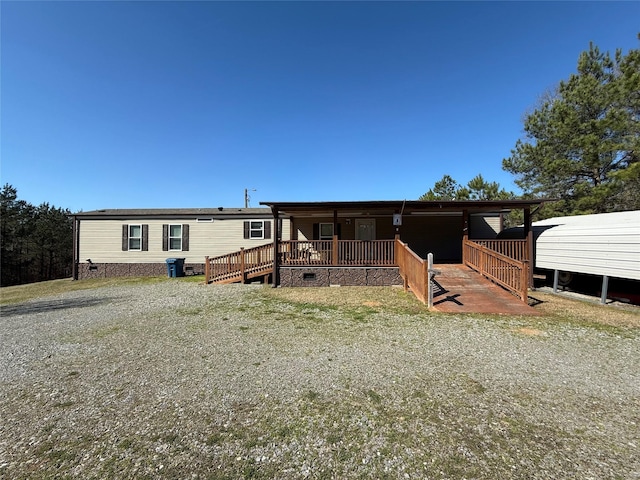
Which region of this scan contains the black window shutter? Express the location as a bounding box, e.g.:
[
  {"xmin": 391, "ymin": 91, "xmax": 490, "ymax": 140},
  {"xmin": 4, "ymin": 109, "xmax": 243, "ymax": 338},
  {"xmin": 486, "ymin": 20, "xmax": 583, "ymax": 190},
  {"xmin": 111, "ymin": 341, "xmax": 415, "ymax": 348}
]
[
  {"xmin": 313, "ymin": 223, "xmax": 319, "ymax": 240},
  {"xmin": 264, "ymin": 221, "xmax": 271, "ymax": 239},
  {"xmin": 243, "ymin": 221, "xmax": 250, "ymax": 239},
  {"xmin": 122, "ymin": 224, "xmax": 129, "ymax": 251},
  {"xmin": 336, "ymin": 223, "xmax": 341, "ymax": 239},
  {"xmin": 142, "ymin": 225, "xmax": 149, "ymax": 251},
  {"xmin": 162, "ymin": 224, "xmax": 169, "ymax": 251},
  {"xmin": 182, "ymin": 224, "xmax": 189, "ymax": 251},
  {"xmin": 277, "ymin": 218, "xmax": 283, "ymax": 240}
]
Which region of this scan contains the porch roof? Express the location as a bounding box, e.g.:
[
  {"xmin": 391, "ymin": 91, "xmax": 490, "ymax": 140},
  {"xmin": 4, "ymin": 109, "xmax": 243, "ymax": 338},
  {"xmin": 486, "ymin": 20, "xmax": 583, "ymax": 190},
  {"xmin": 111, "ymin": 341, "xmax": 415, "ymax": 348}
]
[{"xmin": 260, "ymin": 199, "xmax": 547, "ymax": 216}]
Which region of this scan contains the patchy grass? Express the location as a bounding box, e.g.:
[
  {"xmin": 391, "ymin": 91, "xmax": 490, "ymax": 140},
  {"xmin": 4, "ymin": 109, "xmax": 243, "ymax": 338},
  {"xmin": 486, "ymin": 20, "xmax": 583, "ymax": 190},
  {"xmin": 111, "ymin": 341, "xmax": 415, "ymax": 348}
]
[
  {"xmin": 529, "ymin": 291, "xmax": 640, "ymax": 330},
  {"xmin": 0, "ymin": 275, "xmax": 199, "ymax": 305},
  {"xmin": 261, "ymin": 286, "xmax": 429, "ymax": 315},
  {"xmin": 261, "ymin": 285, "xmax": 639, "ymax": 331}
]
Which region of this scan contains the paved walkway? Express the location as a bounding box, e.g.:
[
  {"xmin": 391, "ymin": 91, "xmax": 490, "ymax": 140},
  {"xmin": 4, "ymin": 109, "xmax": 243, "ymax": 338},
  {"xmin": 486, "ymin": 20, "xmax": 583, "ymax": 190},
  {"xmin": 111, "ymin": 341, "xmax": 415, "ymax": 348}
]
[{"xmin": 430, "ymin": 264, "xmax": 541, "ymax": 315}]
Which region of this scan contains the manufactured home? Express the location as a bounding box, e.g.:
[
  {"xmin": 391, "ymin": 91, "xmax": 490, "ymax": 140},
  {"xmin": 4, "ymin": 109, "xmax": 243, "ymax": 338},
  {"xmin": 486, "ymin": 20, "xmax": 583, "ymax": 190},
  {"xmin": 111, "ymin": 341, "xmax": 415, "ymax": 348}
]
[
  {"xmin": 73, "ymin": 199, "xmax": 548, "ymax": 305},
  {"xmin": 72, "ymin": 208, "xmax": 291, "ymax": 280}
]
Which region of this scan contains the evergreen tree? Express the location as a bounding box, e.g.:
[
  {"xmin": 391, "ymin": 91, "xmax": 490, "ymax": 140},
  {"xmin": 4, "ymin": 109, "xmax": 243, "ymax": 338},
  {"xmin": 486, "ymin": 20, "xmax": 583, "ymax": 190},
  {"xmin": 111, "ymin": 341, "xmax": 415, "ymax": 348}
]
[
  {"xmin": 503, "ymin": 38, "xmax": 640, "ymax": 217},
  {"xmin": 0, "ymin": 184, "xmax": 73, "ymax": 286},
  {"xmin": 419, "ymin": 174, "xmax": 514, "ymax": 201}
]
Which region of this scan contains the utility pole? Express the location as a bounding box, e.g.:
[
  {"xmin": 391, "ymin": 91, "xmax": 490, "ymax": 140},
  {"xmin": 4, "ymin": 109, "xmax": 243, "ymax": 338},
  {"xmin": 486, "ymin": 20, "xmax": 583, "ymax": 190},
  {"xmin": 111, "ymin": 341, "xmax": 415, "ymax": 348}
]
[{"xmin": 244, "ymin": 188, "xmax": 256, "ymax": 208}]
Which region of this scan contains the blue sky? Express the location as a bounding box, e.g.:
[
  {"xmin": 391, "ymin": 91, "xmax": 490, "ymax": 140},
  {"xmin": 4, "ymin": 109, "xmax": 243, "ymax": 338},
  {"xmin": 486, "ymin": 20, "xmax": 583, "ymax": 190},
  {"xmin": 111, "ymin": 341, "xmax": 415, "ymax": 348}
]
[{"xmin": 2, "ymin": 1, "xmax": 639, "ymax": 212}]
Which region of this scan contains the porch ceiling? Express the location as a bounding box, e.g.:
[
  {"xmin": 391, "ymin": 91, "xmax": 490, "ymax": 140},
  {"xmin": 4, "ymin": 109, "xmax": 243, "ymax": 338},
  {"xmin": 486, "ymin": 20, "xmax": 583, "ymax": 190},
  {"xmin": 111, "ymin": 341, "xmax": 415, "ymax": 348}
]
[{"xmin": 260, "ymin": 199, "xmax": 548, "ymax": 216}]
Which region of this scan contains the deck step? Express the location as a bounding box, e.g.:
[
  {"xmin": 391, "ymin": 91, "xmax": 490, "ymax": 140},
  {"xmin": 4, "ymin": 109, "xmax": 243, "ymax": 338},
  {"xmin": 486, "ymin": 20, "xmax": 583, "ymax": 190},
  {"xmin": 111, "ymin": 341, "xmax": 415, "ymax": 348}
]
[{"xmin": 208, "ymin": 262, "xmax": 273, "ymax": 284}]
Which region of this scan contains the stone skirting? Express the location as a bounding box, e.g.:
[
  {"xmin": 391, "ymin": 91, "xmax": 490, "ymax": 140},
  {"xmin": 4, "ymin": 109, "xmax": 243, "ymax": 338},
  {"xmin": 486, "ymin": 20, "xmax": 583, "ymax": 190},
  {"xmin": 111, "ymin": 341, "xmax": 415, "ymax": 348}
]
[
  {"xmin": 76, "ymin": 263, "xmax": 205, "ymax": 280},
  {"xmin": 279, "ymin": 267, "xmax": 402, "ymax": 287}
]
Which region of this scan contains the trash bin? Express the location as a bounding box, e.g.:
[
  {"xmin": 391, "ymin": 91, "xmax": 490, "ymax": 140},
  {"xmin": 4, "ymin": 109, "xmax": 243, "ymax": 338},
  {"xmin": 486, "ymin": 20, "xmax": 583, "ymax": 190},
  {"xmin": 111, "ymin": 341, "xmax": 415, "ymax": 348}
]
[{"xmin": 165, "ymin": 258, "xmax": 185, "ymax": 278}]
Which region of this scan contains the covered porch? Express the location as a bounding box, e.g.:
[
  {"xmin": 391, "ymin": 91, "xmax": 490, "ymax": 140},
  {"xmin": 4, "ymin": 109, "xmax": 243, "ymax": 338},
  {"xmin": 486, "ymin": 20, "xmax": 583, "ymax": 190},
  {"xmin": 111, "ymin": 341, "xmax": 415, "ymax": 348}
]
[{"xmin": 206, "ymin": 199, "xmax": 546, "ymax": 306}]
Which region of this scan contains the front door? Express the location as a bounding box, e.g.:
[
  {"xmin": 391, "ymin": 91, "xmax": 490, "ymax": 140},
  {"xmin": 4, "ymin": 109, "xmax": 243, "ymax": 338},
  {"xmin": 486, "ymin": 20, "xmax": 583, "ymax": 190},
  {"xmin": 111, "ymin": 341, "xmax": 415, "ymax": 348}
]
[{"xmin": 355, "ymin": 219, "xmax": 376, "ymax": 241}]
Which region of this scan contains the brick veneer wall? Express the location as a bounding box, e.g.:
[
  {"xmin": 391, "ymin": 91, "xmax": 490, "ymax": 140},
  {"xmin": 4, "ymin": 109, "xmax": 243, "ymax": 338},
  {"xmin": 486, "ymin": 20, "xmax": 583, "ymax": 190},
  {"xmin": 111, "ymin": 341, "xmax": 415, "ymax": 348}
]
[
  {"xmin": 279, "ymin": 267, "xmax": 402, "ymax": 287},
  {"xmin": 77, "ymin": 263, "xmax": 205, "ymax": 280}
]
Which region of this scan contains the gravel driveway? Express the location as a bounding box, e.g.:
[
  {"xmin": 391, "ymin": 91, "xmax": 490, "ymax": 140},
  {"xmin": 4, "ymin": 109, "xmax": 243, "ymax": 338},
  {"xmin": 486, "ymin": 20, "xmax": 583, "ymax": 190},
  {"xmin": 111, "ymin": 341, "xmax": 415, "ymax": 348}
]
[{"xmin": 1, "ymin": 280, "xmax": 639, "ymax": 479}]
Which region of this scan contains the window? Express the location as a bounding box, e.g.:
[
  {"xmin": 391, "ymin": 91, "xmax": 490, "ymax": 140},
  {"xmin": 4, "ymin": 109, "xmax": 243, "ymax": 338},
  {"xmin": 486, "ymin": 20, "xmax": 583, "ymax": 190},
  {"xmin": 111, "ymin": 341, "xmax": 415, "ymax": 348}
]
[
  {"xmin": 244, "ymin": 220, "xmax": 271, "ymax": 240},
  {"xmin": 129, "ymin": 225, "xmax": 142, "ymax": 250},
  {"xmin": 122, "ymin": 224, "xmax": 148, "ymax": 251},
  {"xmin": 319, "ymin": 223, "xmax": 334, "ymax": 240},
  {"xmin": 169, "ymin": 224, "xmax": 182, "ymax": 250},
  {"xmin": 250, "ymin": 221, "xmax": 264, "ymax": 239},
  {"xmin": 313, "ymin": 222, "xmax": 340, "ymax": 240},
  {"xmin": 162, "ymin": 224, "xmax": 189, "ymax": 251}
]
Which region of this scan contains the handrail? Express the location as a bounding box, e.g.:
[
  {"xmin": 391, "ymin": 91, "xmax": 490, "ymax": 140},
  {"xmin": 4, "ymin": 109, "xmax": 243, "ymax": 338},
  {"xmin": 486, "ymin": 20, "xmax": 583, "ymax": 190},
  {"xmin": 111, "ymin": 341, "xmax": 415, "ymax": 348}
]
[
  {"xmin": 205, "ymin": 243, "xmax": 274, "ymax": 284},
  {"xmin": 472, "ymin": 240, "xmax": 529, "ymax": 261},
  {"xmin": 395, "ymin": 238, "xmax": 429, "ymax": 304},
  {"xmin": 463, "ymin": 239, "xmax": 529, "ymax": 302}
]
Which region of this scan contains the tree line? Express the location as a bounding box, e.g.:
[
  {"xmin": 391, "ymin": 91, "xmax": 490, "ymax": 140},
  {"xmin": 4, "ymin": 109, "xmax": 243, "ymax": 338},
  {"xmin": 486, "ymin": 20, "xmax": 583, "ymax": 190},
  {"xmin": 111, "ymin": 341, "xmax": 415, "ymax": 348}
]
[{"xmin": 1, "ymin": 184, "xmax": 73, "ymax": 287}]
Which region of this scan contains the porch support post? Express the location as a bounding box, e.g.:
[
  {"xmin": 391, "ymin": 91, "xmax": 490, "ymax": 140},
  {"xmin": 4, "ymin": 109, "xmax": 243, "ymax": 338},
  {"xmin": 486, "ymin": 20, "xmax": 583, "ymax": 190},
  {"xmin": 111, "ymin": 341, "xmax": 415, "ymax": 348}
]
[
  {"xmin": 462, "ymin": 209, "xmax": 469, "ymax": 264},
  {"xmin": 272, "ymin": 208, "xmax": 280, "ymax": 287},
  {"xmin": 332, "ymin": 209, "xmax": 338, "ymax": 265},
  {"xmin": 72, "ymin": 216, "xmax": 79, "ymax": 280},
  {"xmin": 524, "ymin": 207, "xmax": 534, "ymax": 288}
]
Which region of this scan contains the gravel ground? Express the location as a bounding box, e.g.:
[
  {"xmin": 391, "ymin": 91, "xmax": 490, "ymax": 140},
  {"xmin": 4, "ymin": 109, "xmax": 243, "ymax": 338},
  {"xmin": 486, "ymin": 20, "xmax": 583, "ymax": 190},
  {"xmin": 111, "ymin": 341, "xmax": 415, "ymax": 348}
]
[{"xmin": 1, "ymin": 280, "xmax": 639, "ymax": 479}]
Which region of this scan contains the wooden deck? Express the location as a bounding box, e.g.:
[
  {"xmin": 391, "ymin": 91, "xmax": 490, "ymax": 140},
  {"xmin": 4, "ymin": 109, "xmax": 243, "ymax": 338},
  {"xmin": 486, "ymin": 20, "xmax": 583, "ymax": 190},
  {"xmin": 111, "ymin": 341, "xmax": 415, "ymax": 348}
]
[
  {"xmin": 429, "ymin": 264, "xmax": 541, "ymax": 315},
  {"xmin": 205, "ymin": 241, "xmax": 538, "ymax": 314}
]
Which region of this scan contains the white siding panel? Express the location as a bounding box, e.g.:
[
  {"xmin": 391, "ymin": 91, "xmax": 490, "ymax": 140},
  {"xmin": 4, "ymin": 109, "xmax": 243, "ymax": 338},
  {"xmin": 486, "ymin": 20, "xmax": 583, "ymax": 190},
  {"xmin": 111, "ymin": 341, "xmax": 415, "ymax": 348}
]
[{"xmin": 535, "ymin": 211, "xmax": 640, "ymax": 280}]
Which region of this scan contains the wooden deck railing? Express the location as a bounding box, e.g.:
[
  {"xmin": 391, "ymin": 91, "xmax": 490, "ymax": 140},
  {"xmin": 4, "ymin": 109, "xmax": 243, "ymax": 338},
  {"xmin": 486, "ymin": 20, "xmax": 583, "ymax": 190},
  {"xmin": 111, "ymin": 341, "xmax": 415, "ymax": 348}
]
[
  {"xmin": 206, "ymin": 239, "xmax": 397, "ymax": 283},
  {"xmin": 472, "ymin": 239, "xmax": 529, "ymax": 261},
  {"xmin": 205, "ymin": 243, "xmax": 274, "ymax": 284},
  {"xmin": 395, "ymin": 239, "xmax": 429, "ymax": 304},
  {"xmin": 279, "ymin": 240, "xmax": 395, "ymax": 266},
  {"xmin": 463, "ymin": 239, "xmax": 529, "ymax": 301}
]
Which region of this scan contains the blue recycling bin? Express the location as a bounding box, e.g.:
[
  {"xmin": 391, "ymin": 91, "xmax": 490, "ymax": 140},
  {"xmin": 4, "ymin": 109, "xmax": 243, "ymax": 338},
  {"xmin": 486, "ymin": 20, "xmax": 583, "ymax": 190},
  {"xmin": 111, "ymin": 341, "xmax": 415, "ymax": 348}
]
[{"xmin": 165, "ymin": 258, "xmax": 185, "ymax": 278}]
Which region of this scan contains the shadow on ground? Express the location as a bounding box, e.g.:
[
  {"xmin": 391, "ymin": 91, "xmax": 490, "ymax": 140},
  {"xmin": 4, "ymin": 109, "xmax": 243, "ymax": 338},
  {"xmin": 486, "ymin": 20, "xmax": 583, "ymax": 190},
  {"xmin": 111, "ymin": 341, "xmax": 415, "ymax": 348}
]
[{"xmin": 0, "ymin": 297, "xmax": 114, "ymax": 317}]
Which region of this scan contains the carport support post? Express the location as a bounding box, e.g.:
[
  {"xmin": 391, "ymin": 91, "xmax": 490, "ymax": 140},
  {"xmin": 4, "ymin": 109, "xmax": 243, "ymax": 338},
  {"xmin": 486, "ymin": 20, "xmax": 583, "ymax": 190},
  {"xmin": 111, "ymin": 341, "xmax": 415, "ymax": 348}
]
[
  {"xmin": 600, "ymin": 275, "xmax": 609, "ymax": 305},
  {"xmin": 553, "ymin": 269, "xmax": 559, "ymax": 293}
]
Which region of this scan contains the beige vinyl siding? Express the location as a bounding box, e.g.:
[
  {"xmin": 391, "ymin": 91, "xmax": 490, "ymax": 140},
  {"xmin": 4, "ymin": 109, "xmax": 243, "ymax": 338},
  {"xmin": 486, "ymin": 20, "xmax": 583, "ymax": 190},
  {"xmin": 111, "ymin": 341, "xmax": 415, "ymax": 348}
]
[
  {"xmin": 469, "ymin": 213, "xmax": 501, "ymax": 239},
  {"xmin": 79, "ymin": 218, "xmax": 291, "ymax": 264}
]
